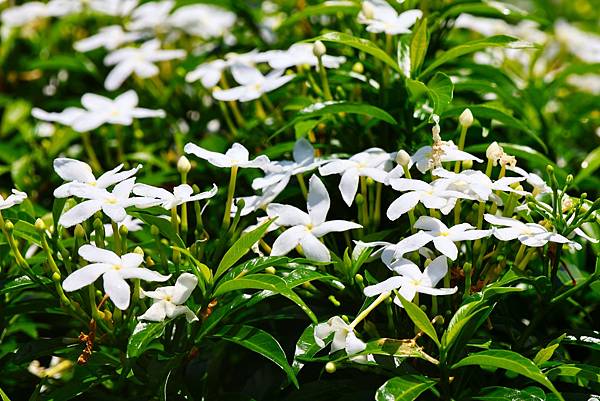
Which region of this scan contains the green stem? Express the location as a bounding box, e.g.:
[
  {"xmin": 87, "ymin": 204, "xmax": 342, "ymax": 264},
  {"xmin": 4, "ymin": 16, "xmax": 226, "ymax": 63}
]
[
  {"xmin": 349, "ymin": 291, "xmax": 391, "ymax": 329},
  {"xmin": 81, "ymin": 131, "xmax": 102, "ymax": 173},
  {"xmin": 223, "ymin": 166, "xmax": 239, "ymax": 229}
]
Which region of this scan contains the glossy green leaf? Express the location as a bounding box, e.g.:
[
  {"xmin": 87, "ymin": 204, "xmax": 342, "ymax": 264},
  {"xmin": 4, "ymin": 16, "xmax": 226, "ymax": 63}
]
[
  {"xmin": 210, "ymin": 324, "xmax": 299, "ymax": 388},
  {"xmin": 127, "ymin": 322, "xmax": 167, "ymax": 358},
  {"xmin": 546, "ymin": 363, "xmax": 600, "ymax": 386},
  {"xmin": 452, "ymin": 350, "xmax": 563, "ymax": 400},
  {"xmin": 427, "ymin": 72, "xmax": 454, "ymax": 113},
  {"xmin": 0, "ymin": 386, "xmax": 11, "ymax": 401},
  {"xmin": 279, "ymin": 2, "xmax": 359, "ymax": 28},
  {"xmin": 308, "ymin": 31, "xmax": 401, "ymax": 72},
  {"xmin": 375, "ymin": 375, "xmax": 436, "ymax": 401},
  {"xmin": 130, "ymin": 212, "xmax": 185, "ymax": 248},
  {"xmin": 397, "ymin": 35, "xmax": 411, "ymax": 78},
  {"xmin": 419, "ymin": 35, "xmax": 521, "ymax": 78},
  {"xmin": 397, "ymin": 295, "xmax": 440, "ymax": 348},
  {"xmin": 410, "ymin": 17, "xmax": 428, "ymax": 75},
  {"xmin": 475, "ymin": 386, "xmax": 546, "ymax": 401},
  {"xmin": 214, "ymin": 219, "xmax": 273, "ymax": 280},
  {"xmin": 574, "ymin": 146, "xmax": 600, "ymax": 185},
  {"xmin": 292, "ymin": 324, "xmax": 321, "ymax": 374}
]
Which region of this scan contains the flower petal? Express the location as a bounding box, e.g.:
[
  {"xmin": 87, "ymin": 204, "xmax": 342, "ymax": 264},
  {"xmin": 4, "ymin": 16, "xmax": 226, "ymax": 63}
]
[
  {"xmin": 311, "ymin": 220, "xmax": 362, "ymax": 237},
  {"xmin": 171, "ymin": 273, "xmax": 198, "ymax": 304},
  {"xmin": 79, "ymin": 244, "xmax": 121, "ymax": 264},
  {"xmin": 138, "ymin": 301, "xmax": 167, "ymax": 321},
  {"xmin": 266, "ymin": 204, "xmax": 311, "ymax": 227},
  {"xmin": 338, "ymin": 169, "xmax": 359, "ymax": 206},
  {"xmin": 422, "ymin": 255, "xmax": 448, "ymax": 287},
  {"xmin": 432, "ymin": 236, "xmax": 458, "ymax": 260},
  {"xmin": 270, "ymin": 225, "xmax": 306, "ymax": 256},
  {"xmin": 59, "ymin": 200, "xmax": 102, "ymax": 228},
  {"xmin": 62, "ymin": 263, "xmax": 111, "ymax": 291},
  {"xmin": 386, "ymin": 191, "xmax": 421, "ymax": 220},
  {"xmin": 299, "ymin": 233, "xmax": 331, "ymax": 262},
  {"xmin": 104, "ymin": 270, "xmax": 131, "ymax": 310},
  {"xmin": 119, "ymin": 267, "xmax": 171, "ymax": 282},
  {"xmin": 307, "ymin": 175, "xmax": 330, "ymax": 225},
  {"xmin": 363, "ymin": 276, "xmax": 405, "ymax": 297}
]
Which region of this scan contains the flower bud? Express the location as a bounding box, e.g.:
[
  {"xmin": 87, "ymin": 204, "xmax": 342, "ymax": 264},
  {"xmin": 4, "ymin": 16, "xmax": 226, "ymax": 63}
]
[
  {"xmin": 265, "ymin": 266, "xmax": 276, "ymax": 274},
  {"xmin": 151, "ymin": 225, "xmax": 160, "ymax": 236},
  {"xmin": 177, "ymin": 155, "xmax": 191, "ymax": 174},
  {"xmin": 486, "ymin": 141, "xmax": 504, "ymax": 164},
  {"xmin": 145, "ymin": 256, "xmax": 155, "ymax": 267},
  {"xmin": 462, "ymin": 159, "xmax": 473, "ymax": 170},
  {"xmin": 325, "ymin": 362, "xmax": 336, "ymax": 374},
  {"xmin": 133, "ymin": 246, "xmax": 144, "ymax": 256},
  {"xmin": 459, "ymin": 108, "xmax": 473, "ymax": 128},
  {"xmin": 354, "ymin": 273, "xmax": 364, "ymax": 284},
  {"xmin": 52, "ymin": 272, "xmax": 61, "ymax": 282},
  {"xmin": 352, "ymin": 62, "xmax": 364, "ymax": 74},
  {"xmin": 313, "ymin": 40, "xmax": 326, "ymax": 58},
  {"xmin": 119, "ymin": 224, "xmax": 128, "ymax": 237},
  {"xmin": 395, "ymin": 150, "xmax": 411, "ymax": 166},
  {"xmin": 5, "ymin": 220, "xmax": 14, "ymax": 232},
  {"xmin": 35, "ymin": 218, "xmax": 46, "ymax": 232},
  {"xmin": 74, "ymin": 224, "xmax": 85, "ymax": 239}
]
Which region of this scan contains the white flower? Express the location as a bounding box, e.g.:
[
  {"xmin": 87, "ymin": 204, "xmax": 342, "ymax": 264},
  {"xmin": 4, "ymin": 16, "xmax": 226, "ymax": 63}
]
[
  {"xmin": 128, "ymin": 0, "xmax": 174, "ymax": 32},
  {"xmin": 1, "ymin": 2, "xmax": 48, "ymax": 28},
  {"xmin": 168, "ymin": 4, "xmax": 236, "ymax": 39},
  {"xmin": 413, "ymin": 216, "xmax": 491, "ymax": 260},
  {"xmin": 233, "ymin": 180, "xmax": 285, "ymax": 217},
  {"xmin": 358, "ymin": 1, "xmax": 422, "ymax": 35},
  {"xmin": 267, "ymin": 43, "xmax": 346, "ymax": 70},
  {"xmin": 184, "ymin": 142, "xmax": 269, "ymax": 169},
  {"xmin": 62, "ymin": 244, "xmax": 170, "ymax": 310},
  {"xmin": 363, "ymin": 255, "xmax": 457, "ymax": 307},
  {"xmin": 0, "ymin": 189, "xmax": 27, "ymax": 210},
  {"xmin": 484, "ymin": 214, "xmax": 571, "ymax": 247},
  {"xmin": 89, "ymin": 0, "xmax": 138, "ymax": 16},
  {"xmin": 104, "ymin": 40, "xmax": 185, "ymax": 91},
  {"xmin": 319, "ymin": 148, "xmax": 392, "ymax": 206},
  {"xmin": 267, "ymin": 175, "xmax": 361, "ymax": 262},
  {"xmin": 53, "ymin": 158, "xmax": 141, "ymax": 198},
  {"xmin": 103, "ymin": 216, "xmax": 143, "ymax": 237},
  {"xmin": 58, "ymin": 178, "xmax": 154, "ymax": 228},
  {"xmin": 74, "ymin": 26, "xmax": 143, "ymax": 52},
  {"xmin": 412, "ymin": 141, "xmax": 483, "ymax": 173},
  {"xmin": 33, "ymin": 90, "xmax": 165, "ymax": 132},
  {"xmin": 386, "ymin": 178, "xmax": 467, "ymax": 220},
  {"xmin": 314, "ymin": 316, "xmax": 366, "ymax": 355},
  {"xmin": 185, "ymin": 59, "xmax": 228, "ymax": 88},
  {"xmin": 138, "ymin": 273, "xmax": 198, "ymax": 322},
  {"xmin": 507, "ymin": 166, "xmax": 551, "ymax": 196},
  {"xmin": 133, "ymin": 183, "xmax": 217, "ymax": 210},
  {"xmin": 555, "ymin": 20, "xmax": 600, "ymax": 64},
  {"xmin": 213, "ymin": 65, "xmax": 294, "ymax": 102}
]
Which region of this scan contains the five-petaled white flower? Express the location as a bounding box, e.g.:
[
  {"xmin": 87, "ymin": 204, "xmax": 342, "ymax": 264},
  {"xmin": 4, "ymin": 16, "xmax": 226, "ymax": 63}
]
[
  {"xmin": 358, "ymin": 1, "xmax": 423, "ymax": 35},
  {"xmin": 484, "ymin": 214, "xmax": 571, "ymax": 247},
  {"xmin": 213, "ymin": 65, "xmax": 294, "ymax": 102},
  {"xmin": 62, "ymin": 244, "xmax": 170, "ymax": 310},
  {"xmin": 319, "ymin": 148, "xmax": 392, "ymax": 206},
  {"xmin": 103, "ymin": 215, "xmax": 143, "ymax": 237},
  {"xmin": 413, "ymin": 216, "xmax": 491, "ymax": 260},
  {"xmin": 314, "ymin": 316, "xmax": 366, "ymax": 356},
  {"xmin": 33, "ymin": 90, "xmax": 165, "ymax": 132},
  {"xmin": 133, "ymin": 183, "xmax": 217, "ymax": 210},
  {"xmin": 0, "ymin": 189, "xmax": 27, "ymax": 210},
  {"xmin": 58, "ymin": 178, "xmax": 154, "ymax": 228},
  {"xmin": 266, "ymin": 175, "xmax": 362, "ymax": 262},
  {"xmin": 74, "ymin": 25, "xmax": 143, "ymax": 52},
  {"xmin": 168, "ymin": 4, "xmax": 236, "ymax": 39},
  {"xmin": 104, "ymin": 40, "xmax": 186, "ymax": 90},
  {"xmin": 184, "ymin": 142, "xmax": 269, "ymax": 169},
  {"xmin": 267, "ymin": 43, "xmax": 346, "ymax": 70},
  {"xmin": 127, "ymin": 0, "xmax": 174, "ymax": 32},
  {"xmin": 53, "ymin": 158, "xmax": 141, "ymax": 198},
  {"xmin": 138, "ymin": 273, "xmax": 198, "ymax": 322},
  {"xmin": 412, "ymin": 141, "xmax": 483, "ymax": 173},
  {"xmin": 364, "ymin": 255, "xmax": 457, "ymax": 307}
]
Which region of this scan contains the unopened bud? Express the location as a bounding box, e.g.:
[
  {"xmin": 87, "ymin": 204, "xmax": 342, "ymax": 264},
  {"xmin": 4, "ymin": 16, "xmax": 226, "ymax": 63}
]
[
  {"xmin": 459, "ymin": 108, "xmax": 473, "ymax": 128},
  {"xmin": 52, "ymin": 272, "xmax": 61, "ymax": 282},
  {"xmin": 265, "ymin": 266, "xmax": 276, "ymax": 274},
  {"xmin": 74, "ymin": 224, "xmax": 85, "ymax": 239},
  {"xmin": 462, "ymin": 159, "xmax": 473, "ymax": 170},
  {"xmin": 133, "ymin": 246, "xmax": 144, "ymax": 256},
  {"xmin": 35, "ymin": 218, "xmax": 46, "ymax": 232},
  {"xmin": 395, "ymin": 150, "xmax": 411, "ymax": 166},
  {"xmin": 486, "ymin": 141, "xmax": 504, "ymax": 164},
  {"xmin": 354, "ymin": 273, "xmax": 364, "ymax": 284},
  {"xmin": 313, "ymin": 40, "xmax": 326, "ymax": 58},
  {"xmin": 177, "ymin": 155, "xmax": 191, "ymax": 174},
  {"xmin": 352, "ymin": 62, "xmax": 364, "ymax": 74},
  {"xmin": 325, "ymin": 362, "xmax": 336, "ymax": 373},
  {"xmin": 151, "ymin": 225, "xmax": 160, "ymax": 236},
  {"xmin": 119, "ymin": 224, "xmax": 128, "ymax": 237}
]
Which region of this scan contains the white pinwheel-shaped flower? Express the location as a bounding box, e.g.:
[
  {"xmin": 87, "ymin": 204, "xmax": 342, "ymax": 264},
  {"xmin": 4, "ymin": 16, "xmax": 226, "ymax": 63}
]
[
  {"xmin": 33, "ymin": 90, "xmax": 165, "ymax": 132},
  {"xmin": 103, "ymin": 216, "xmax": 143, "ymax": 237},
  {"xmin": 62, "ymin": 244, "xmax": 170, "ymax": 310},
  {"xmin": 52, "ymin": 158, "xmax": 141, "ymax": 198},
  {"xmin": 133, "ymin": 183, "xmax": 217, "ymax": 210},
  {"xmin": 58, "ymin": 178, "xmax": 154, "ymax": 228},
  {"xmin": 138, "ymin": 273, "xmax": 198, "ymax": 322},
  {"xmin": 74, "ymin": 25, "xmax": 143, "ymax": 52},
  {"xmin": 89, "ymin": 0, "xmax": 138, "ymax": 16},
  {"xmin": 314, "ymin": 316, "xmax": 366, "ymax": 356},
  {"xmin": 168, "ymin": 4, "xmax": 236, "ymax": 39},
  {"xmin": 127, "ymin": 0, "xmax": 174, "ymax": 32},
  {"xmin": 267, "ymin": 43, "xmax": 346, "ymax": 70},
  {"xmin": 358, "ymin": 1, "xmax": 422, "ymax": 35},
  {"xmin": 185, "ymin": 59, "xmax": 229, "ymax": 88},
  {"xmin": 413, "ymin": 216, "xmax": 492, "ymax": 260},
  {"xmin": 184, "ymin": 142, "xmax": 269, "ymax": 169},
  {"xmin": 507, "ymin": 166, "xmax": 551, "ymax": 197},
  {"xmin": 412, "ymin": 141, "xmax": 482, "ymax": 174},
  {"xmin": 0, "ymin": 189, "xmax": 27, "ymax": 210},
  {"xmin": 363, "ymin": 255, "xmax": 457, "ymax": 307},
  {"xmin": 104, "ymin": 40, "xmax": 185, "ymax": 91},
  {"xmin": 213, "ymin": 65, "xmax": 294, "ymax": 102},
  {"xmin": 484, "ymin": 214, "xmax": 571, "ymax": 247},
  {"xmin": 387, "ymin": 178, "xmax": 468, "ymax": 220},
  {"xmin": 266, "ymin": 175, "xmax": 362, "ymax": 262},
  {"xmin": 319, "ymin": 148, "xmax": 392, "ymax": 206}
]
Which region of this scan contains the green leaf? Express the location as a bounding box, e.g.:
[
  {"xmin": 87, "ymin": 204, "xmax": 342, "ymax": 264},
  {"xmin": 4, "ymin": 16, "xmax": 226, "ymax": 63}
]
[
  {"xmin": 533, "ymin": 334, "xmax": 564, "ymax": 366},
  {"xmin": 214, "ymin": 219, "xmax": 273, "ymax": 280},
  {"xmin": 1, "ymin": 99, "xmax": 30, "ymax": 136},
  {"xmin": 475, "ymin": 386, "xmax": 547, "ymax": 401},
  {"xmin": 409, "ymin": 17, "xmax": 428, "ymax": 75},
  {"xmin": 279, "ymin": 2, "xmax": 359, "ymax": 28},
  {"xmin": 130, "ymin": 212, "xmax": 185, "ymax": 248},
  {"xmin": 308, "ymin": 31, "xmax": 401, "ymax": 73},
  {"xmin": 574, "ymin": 146, "xmax": 600, "ymax": 185},
  {"xmin": 452, "ymin": 350, "xmax": 563, "ymax": 400},
  {"xmin": 443, "ymin": 105, "xmax": 546, "ymax": 152},
  {"xmin": 375, "ymin": 375, "xmax": 436, "ymax": 401},
  {"xmin": 0, "ymin": 387, "xmax": 11, "ymax": 401},
  {"xmin": 213, "ymin": 274, "xmax": 317, "ymax": 323},
  {"xmin": 419, "ymin": 35, "xmax": 521, "ymax": 78},
  {"xmin": 397, "ymin": 35, "xmax": 411, "ymax": 78},
  {"xmin": 397, "ymin": 295, "xmax": 440, "ymax": 348},
  {"xmin": 210, "ymin": 324, "xmax": 299, "ymax": 388},
  {"xmin": 546, "ymin": 363, "xmax": 600, "ymax": 386},
  {"xmin": 272, "ymin": 101, "xmax": 397, "ymax": 138},
  {"xmin": 127, "ymin": 322, "xmax": 167, "ymax": 358},
  {"xmin": 292, "ymin": 324, "xmax": 321, "ymax": 374},
  {"xmin": 0, "ymin": 276, "xmax": 52, "ymax": 295},
  {"xmin": 406, "ymin": 72, "xmax": 453, "ymax": 114}
]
